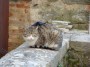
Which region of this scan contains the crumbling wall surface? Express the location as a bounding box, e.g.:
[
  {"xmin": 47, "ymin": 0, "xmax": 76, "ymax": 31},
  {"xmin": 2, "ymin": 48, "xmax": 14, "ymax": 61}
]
[
  {"xmin": 30, "ymin": 0, "xmax": 88, "ymax": 30},
  {"xmin": 9, "ymin": 0, "xmax": 31, "ymax": 51}
]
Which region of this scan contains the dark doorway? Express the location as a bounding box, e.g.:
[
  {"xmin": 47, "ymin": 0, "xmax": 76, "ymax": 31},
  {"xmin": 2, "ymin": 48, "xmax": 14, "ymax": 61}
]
[{"xmin": 0, "ymin": 0, "xmax": 9, "ymax": 58}]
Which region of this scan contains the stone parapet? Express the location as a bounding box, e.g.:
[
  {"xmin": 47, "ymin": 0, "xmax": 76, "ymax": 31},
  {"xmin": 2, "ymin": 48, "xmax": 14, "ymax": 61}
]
[{"xmin": 0, "ymin": 39, "xmax": 69, "ymax": 67}]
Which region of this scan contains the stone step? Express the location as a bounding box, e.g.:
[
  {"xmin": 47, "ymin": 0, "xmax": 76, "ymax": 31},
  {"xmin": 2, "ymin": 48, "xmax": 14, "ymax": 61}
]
[
  {"xmin": 56, "ymin": 25, "xmax": 72, "ymax": 29},
  {"xmin": 59, "ymin": 28, "xmax": 69, "ymax": 32},
  {"xmin": 51, "ymin": 20, "xmax": 71, "ymax": 25}
]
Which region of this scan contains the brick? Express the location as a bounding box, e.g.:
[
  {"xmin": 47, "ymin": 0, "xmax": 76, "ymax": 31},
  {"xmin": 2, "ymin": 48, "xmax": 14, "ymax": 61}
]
[
  {"xmin": 9, "ymin": 12, "xmax": 13, "ymax": 17},
  {"xmin": 16, "ymin": 2, "xmax": 29, "ymax": 8},
  {"xmin": 9, "ymin": 2, "xmax": 16, "ymax": 7},
  {"xmin": 9, "ymin": 1, "xmax": 31, "ymax": 51}
]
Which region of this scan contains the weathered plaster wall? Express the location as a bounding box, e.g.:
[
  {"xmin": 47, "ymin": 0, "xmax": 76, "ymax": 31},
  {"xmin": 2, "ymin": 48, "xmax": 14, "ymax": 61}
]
[
  {"xmin": 30, "ymin": 0, "xmax": 88, "ymax": 30},
  {"xmin": 9, "ymin": 0, "xmax": 31, "ymax": 51}
]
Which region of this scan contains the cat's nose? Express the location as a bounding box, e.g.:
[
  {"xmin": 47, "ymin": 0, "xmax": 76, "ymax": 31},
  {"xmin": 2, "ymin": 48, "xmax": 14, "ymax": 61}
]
[{"xmin": 27, "ymin": 35, "xmax": 34, "ymax": 40}]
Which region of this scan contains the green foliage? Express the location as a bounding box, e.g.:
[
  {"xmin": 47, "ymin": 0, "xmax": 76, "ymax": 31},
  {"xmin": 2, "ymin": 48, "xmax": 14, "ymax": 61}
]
[
  {"xmin": 58, "ymin": 64, "xmax": 63, "ymax": 67},
  {"xmin": 47, "ymin": 0, "xmax": 58, "ymax": 2},
  {"xmin": 38, "ymin": 0, "xmax": 88, "ymax": 30},
  {"xmin": 63, "ymin": 47, "xmax": 87, "ymax": 67},
  {"xmin": 54, "ymin": 9, "xmax": 88, "ymax": 30},
  {"xmin": 55, "ymin": 10, "xmax": 78, "ymax": 23}
]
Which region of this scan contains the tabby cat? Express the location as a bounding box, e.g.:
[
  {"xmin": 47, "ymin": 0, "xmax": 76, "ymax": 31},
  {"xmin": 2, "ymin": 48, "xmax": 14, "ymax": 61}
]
[{"xmin": 23, "ymin": 21, "xmax": 63, "ymax": 50}]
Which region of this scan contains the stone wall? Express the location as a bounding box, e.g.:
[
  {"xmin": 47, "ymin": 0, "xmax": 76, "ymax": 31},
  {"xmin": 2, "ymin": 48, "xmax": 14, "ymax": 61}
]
[
  {"xmin": 9, "ymin": 0, "xmax": 31, "ymax": 51},
  {"xmin": 0, "ymin": 39, "xmax": 69, "ymax": 67}
]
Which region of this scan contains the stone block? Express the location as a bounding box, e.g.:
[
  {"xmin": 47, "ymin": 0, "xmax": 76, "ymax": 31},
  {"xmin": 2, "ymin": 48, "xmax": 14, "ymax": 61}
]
[
  {"xmin": 59, "ymin": 28, "xmax": 69, "ymax": 32},
  {"xmin": 70, "ymin": 34, "xmax": 90, "ymax": 42},
  {"xmin": 66, "ymin": 25, "xmax": 73, "ymax": 29},
  {"xmin": 0, "ymin": 39, "xmax": 69, "ymax": 67},
  {"xmin": 51, "ymin": 20, "xmax": 70, "ymax": 25}
]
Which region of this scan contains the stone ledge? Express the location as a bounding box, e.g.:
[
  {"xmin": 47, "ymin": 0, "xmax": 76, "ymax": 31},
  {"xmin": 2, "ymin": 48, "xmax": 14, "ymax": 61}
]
[
  {"xmin": 0, "ymin": 39, "xmax": 69, "ymax": 67},
  {"xmin": 63, "ymin": 30, "xmax": 89, "ymax": 41}
]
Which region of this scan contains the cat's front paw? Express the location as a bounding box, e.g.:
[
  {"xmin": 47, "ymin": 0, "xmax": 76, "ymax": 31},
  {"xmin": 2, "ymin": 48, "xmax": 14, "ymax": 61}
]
[
  {"xmin": 47, "ymin": 44, "xmax": 60, "ymax": 51},
  {"xmin": 29, "ymin": 44, "xmax": 43, "ymax": 48},
  {"xmin": 29, "ymin": 45, "xmax": 35, "ymax": 48}
]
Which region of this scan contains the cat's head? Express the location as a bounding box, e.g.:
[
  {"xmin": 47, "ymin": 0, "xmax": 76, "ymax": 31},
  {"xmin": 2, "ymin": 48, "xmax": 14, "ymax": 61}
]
[
  {"xmin": 23, "ymin": 25, "xmax": 38, "ymax": 41},
  {"xmin": 23, "ymin": 21, "xmax": 46, "ymax": 41}
]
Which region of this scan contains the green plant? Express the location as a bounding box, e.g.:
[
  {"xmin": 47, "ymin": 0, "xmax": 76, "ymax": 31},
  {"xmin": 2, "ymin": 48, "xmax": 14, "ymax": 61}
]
[
  {"xmin": 47, "ymin": 0, "xmax": 58, "ymax": 2},
  {"xmin": 58, "ymin": 64, "xmax": 63, "ymax": 67},
  {"xmin": 63, "ymin": 47, "xmax": 87, "ymax": 67}
]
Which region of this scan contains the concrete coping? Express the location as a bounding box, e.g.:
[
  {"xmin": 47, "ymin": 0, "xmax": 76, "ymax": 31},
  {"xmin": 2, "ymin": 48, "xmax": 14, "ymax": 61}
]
[
  {"xmin": 0, "ymin": 39, "xmax": 69, "ymax": 67},
  {"xmin": 63, "ymin": 31, "xmax": 90, "ymax": 43}
]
